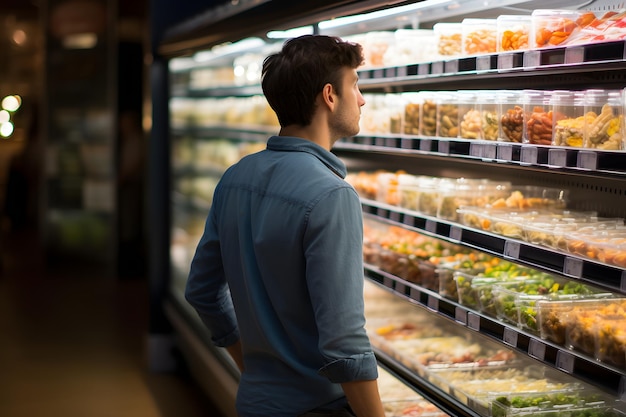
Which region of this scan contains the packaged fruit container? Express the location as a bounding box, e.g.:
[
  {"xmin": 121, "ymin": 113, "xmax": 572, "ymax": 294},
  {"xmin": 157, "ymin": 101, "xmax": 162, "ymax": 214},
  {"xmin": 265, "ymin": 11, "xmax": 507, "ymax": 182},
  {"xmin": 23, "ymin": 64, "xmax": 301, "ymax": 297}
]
[
  {"xmin": 462, "ymin": 18, "xmax": 497, "ymax": 55},
  {"xmin": 498, "ymin": 90, "xmax": 524, "ymax": 142},
  {"xmin": 402, "ymin": 92, "xmax": 422, "ymax": 135},
  {"xmin": 420, "ymin": 91, "xmax": 438, "ymax": 137},
  {"xmin": 490, "ymin": 185, "xmax": 569, "ymax": 211},
  {"xmin": 522, "ymin": 90, "xmax": 554, "ymax": 145},
  {"xmin": 551, "ymin": 90, "xmax": 586, "ymax": 147},
  {"xmin": 458, "ymin": 91, "xmax": 481, "ymax": 139},
  {"xmin": 433, "ymin": 22, "xmax": 462, "ymax": 57},
  {"xmin": 583, "ymin": 89, "xmax": 624, "ymax": 150},
  {"xmin": 531, "ymin": 9, "xmax": 583, "ymax": 48},
  {"xmin": 437, "ymin": 179, "xmax": 510, "ymax": 222},
  {"xmin": 397, "ymin": 174, "xmax": 422, "ymax": 211},
  {"xmin": 497, "ymin": 15, "xmax": 531, "ymax": 52},
  {"xmin": 417, "ymin": 176, "xmax": 446, "ymax": 216},
  {"xmin": 436, "ymin": 92, "xmax": 459, "ymax": 138},
  {"xmin": 479, "ymin": 92, "xmax": 499, "ymax": 141}
]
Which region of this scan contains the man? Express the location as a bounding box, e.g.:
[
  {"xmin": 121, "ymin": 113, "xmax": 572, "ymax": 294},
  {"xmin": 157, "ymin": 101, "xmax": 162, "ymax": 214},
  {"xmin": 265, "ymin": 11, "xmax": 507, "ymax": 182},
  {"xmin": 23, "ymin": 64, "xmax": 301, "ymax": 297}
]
[{"xmin": 185, "ymin": 34, "xmax": 385, "ymax": 417}]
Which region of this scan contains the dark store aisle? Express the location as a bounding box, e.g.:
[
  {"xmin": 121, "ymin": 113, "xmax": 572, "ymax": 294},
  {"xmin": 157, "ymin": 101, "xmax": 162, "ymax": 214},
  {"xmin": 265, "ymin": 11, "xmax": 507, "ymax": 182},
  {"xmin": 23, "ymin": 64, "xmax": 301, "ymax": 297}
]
[{"xmin": 0, "ymin": 230, "xmax": 226, "ymax": 417}]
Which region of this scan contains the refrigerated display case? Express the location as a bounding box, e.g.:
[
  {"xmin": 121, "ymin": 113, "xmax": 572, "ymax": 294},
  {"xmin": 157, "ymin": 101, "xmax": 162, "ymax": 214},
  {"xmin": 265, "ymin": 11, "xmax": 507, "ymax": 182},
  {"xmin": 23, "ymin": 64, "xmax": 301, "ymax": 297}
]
[{"xmin": 152, "ymin": 1, "xmax": 626, "ymax": 415}]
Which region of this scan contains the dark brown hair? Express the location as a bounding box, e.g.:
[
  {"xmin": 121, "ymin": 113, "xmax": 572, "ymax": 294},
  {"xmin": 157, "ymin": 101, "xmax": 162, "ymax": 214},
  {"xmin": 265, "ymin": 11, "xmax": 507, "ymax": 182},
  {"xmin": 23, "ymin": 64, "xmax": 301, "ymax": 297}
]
[{"xmin": 261, "ymin": 35, "xmax": 364, "ymax": 127}]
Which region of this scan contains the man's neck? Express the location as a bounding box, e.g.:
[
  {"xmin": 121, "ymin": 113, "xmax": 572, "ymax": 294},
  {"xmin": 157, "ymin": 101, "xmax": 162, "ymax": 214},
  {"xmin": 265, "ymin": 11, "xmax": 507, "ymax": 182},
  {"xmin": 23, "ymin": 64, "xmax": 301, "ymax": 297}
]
[{"xmin": 278, "ymin": 125, "xmax": 332, "ymax": 151}]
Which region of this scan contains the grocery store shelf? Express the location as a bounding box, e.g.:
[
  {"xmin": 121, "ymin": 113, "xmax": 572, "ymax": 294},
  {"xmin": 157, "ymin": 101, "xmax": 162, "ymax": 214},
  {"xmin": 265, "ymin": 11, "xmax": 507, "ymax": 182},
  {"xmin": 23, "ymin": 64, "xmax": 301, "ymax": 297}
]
[
  {"xmin": 361, "ymin": 201, "xmax": 626, "ymax": 294},
  {"xmin": 336, "ymin": 135, "xmax": 626, "ymax": 176},
  {"xmin": 171, "ymin": 125, "xmax": 276, "ymax": 143},
  {"xmin": 357, "ymin": 40, "xmax": 626, "ymax": 92},
  {"xmin": 364, "ymin": 266, "xmax": 626, "ymax": 398},
  {"xmin": 375, "ymin": 351, "xmax": 482, "ymax": 417},
  {"xmin": 172, "ymin": 84, "xmax": 263, "ymax": 98}
]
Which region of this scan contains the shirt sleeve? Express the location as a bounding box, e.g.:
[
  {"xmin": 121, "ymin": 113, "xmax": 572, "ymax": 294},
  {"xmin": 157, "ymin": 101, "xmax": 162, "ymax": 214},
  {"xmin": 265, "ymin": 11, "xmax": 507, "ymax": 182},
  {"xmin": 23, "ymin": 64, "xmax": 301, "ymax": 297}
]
[
  {"xmin": 185, "ymin": 204, "xmax": 240, "ymax": 347},
  {"xmin": 303, "ymin": 185, "xmax": 378, "ymax": 383}
]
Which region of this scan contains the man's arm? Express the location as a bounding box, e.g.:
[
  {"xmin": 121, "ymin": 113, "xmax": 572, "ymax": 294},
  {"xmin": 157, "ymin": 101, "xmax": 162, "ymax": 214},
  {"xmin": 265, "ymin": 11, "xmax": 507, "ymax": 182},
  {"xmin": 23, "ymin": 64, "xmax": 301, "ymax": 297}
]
[
  {"xmin": 225, "ymin": 340, "xmax": 244, "ymax": 372},
  {"xmin": 341, "ymin": 379, "xmax": 385, "ymax": 417}
]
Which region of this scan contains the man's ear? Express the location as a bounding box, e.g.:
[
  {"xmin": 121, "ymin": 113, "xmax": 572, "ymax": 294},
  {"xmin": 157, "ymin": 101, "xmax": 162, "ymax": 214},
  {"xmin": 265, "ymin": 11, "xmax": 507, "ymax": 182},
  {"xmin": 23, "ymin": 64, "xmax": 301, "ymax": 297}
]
[{"xmin": 320, "ymin": 83, "xmax": 336, "ymax": 110}]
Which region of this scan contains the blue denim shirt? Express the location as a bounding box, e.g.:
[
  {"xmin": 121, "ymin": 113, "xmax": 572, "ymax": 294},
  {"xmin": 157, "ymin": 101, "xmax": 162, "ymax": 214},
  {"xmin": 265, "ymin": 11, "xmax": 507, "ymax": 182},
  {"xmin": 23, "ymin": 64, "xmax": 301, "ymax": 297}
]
[{"xmin": 185, "ymin": 136, "xmax": 378, "ymax": 417}]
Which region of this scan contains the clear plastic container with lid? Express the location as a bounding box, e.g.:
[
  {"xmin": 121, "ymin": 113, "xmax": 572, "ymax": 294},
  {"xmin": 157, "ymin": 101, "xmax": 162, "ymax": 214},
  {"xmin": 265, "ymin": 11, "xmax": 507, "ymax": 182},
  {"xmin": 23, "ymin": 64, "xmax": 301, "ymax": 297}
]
[
  {"xmin": 498, "ymin": 90, "xmax": 524, "ymax": 142},
  {"xmin": 364, "ymin": 31, "xmax": 395, "ymax": 67},
  {"xmin": 531, "ymin": 9, "xmax": 583, "ymax": 49},
  {"xmin": 433, "ymin": 22, "xmax": 462, "ymax": 57},
  {"xmin": 436, "ymin": 92, "xmax": 459, "ymax": 138},
  {"xmin": 397, "ymin": 173, "xmax": 422, "ymax": 211},
  {"xmin": 420, "ymin": 92, "xmax": 438, "ymax": 137},
  {"xmin": 583, "ymin": 89, "xmax": 624, "ymax": 150},
  {"xmin": 496, "ymin": 15, "xmax": 532, "ymax": 52},
  {"xmin": 522, "ymin": 90, "xmax": 554, "ymax": 145},
  {"xmin": 417, "ymin": 176, "xmax": 445, "ymax": 216},
  {"xmin": 479, "ymin": 92, "xmax": 498, "ymax": 141},
  {"xmin": 402, "ymin": 92, "xmax": 422, "ymax": 135},
  {"xmin": 461, "ymin": 18, "xmax": 497, "ymax": 55},
  {"xmin": 458, "ymin": 91, "xmax": 481, "ymax": 140},
  {"xmin": 551, "ymin": 90, "xmax": 585, "ymax": 147}
]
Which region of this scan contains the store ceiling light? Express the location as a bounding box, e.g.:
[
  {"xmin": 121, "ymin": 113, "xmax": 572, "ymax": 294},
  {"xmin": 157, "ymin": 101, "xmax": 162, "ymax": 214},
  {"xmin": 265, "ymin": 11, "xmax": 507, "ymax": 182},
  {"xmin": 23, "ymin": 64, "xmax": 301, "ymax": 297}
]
[
  {"xmin": 2, "ymin": 95, "xmax": 21, "ymax": 112},
  {"xmin": 266, "ymin": 26, "xmax": 314, "ymax": 39},
  {"xmin": 318, "ymin": 0, "xmax": 451, "ymax": 30},
  {"xmin": 0, "ymin": 122, "xmax": 14, "ymax": 138}
]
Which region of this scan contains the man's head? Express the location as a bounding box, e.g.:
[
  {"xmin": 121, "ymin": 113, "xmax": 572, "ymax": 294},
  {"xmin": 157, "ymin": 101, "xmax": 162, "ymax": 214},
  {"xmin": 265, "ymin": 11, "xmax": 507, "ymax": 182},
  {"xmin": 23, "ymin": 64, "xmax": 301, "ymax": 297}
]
[{"xmin": 261, "ymin": 35, "xmax": 364, "ymax": 131}]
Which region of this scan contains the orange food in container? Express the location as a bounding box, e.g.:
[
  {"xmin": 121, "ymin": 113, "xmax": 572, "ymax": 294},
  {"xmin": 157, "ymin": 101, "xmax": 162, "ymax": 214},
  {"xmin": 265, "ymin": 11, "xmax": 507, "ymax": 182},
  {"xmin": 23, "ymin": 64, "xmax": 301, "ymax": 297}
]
[
  {"xmin": 531, "ymin": 9, "xmax": 583, "ymax": 48},
  {"xmin": 462, "ymin": 18, "xmax": 497, "ymax": 55},
  {"xmin": 497, "ymin": 15, "xmax": 531, "ymax": 51}
]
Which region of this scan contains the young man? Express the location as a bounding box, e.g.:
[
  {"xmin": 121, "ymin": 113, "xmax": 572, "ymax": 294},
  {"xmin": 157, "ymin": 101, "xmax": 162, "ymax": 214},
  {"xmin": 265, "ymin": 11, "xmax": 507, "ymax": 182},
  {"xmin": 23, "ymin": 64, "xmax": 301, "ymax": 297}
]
[{"xmin": 185, "ymin": 35, "xmax": 385, "ymax": 417}]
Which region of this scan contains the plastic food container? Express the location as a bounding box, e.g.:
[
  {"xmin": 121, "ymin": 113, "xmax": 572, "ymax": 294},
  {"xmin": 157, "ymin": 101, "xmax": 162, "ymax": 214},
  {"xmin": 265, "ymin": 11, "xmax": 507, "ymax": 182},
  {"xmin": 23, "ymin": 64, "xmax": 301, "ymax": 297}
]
[
  {"xmin": 462, "ymin": 18, "xmax": 497, "ymax": 55},
  {"xmin": 434, "ymin": 22, "xmax": 462, "ymax": 57},
  {"xmin": 436, "ymin": 253, "xmax": 496, "ymax": 300},
  {"xmin": 563, "ymin": 298, "xmax": 626, "ymax": 358},
  {"xmin": 584, "ymin": 89, "xmax": 625, "ymax": 150},
  {"xmin": 420, "ymin": 92, "xmax": 438, "ymax": 137},
  {"xmin": 437, "ymin": 179, "xmax": 509, "ymax": 222},
  {"xmin": 436, "ymin": 92, "xmax": 459, "ymax": 138},
  {"xmin": 402, "ymin": 92, "xmax": 422, "ymax": 135},
  {"xmin": 364, "ymin": 31, "xmax": 395, "ymax": 67},
  {"xmin": 417, "ymin": 176, "xmax": 445, "ymax": 216},
  {"xmin": 594, "ymin": 316, "xmax": 626, "ymax": 368},
  {"xmin": 498, "ymin": 90, "xmax": 524, "ymax": 142},
  {"xmin": 387, "ymin": 94, "xmax": 404, "ymax": 134},
  {"xmin": 397, "ymin": 173, "xmax": 422, "ymax": 211},
  {"xmin": 479, "ymin": 93, "xmax": 499, "ymax": 141},
  {"xmin": 551, "ymin": 90, "xmax": 585, "ymax": 147},
  {"xmin": 454, "ymin": 262, "xmax": 534, "ymax": 310},
  {"xmin": 496, "ymin": 15, "xmax": 532, "ymax": 52},
  {"xmin": 458, "ymin": 91, "xmax": 481, "ymax": 140},
  {"xmin": 427, "ymin": 365, "xmax": 579, "ymax": 414},
  {"xmin": 490, "ymin": 390, "xmax": 613, "ymax": 417},
  {"xmin": 491, "ymin": 185, "xmax": 569, "ymax": 211},
  {"xmin": 522, "ymin": 90, "xmax": 554, "ymax": 145},
  {"xmin": 383, "ymin": 400, "xmax": 447, "ymax": 417},
  {"xmin": 392, "ymin": 29, "xmax": 438, "ymax": 65},
  {"xmin": 531, "ymin": 9, "xmax": 583, "ymax": 49}
]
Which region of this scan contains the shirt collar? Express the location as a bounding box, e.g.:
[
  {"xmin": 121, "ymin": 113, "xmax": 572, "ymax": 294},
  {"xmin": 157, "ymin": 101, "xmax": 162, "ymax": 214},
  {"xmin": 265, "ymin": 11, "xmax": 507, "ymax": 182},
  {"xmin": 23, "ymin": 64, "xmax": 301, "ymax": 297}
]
[{"xmin": 266, "ymin": 136, "xmax": 347, "ymax": 179}]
